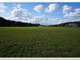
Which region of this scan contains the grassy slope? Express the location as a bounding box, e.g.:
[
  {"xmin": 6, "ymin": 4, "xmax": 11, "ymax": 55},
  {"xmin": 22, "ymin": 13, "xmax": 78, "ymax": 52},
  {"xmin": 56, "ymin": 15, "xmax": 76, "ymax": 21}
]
[{"xmin": 0, "ymin": 27, "xmax": 80, "ymax": 57}]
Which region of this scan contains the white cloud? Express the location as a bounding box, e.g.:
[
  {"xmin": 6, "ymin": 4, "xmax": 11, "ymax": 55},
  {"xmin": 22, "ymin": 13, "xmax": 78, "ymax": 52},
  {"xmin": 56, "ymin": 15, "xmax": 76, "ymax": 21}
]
[
  {"xmin": 63, "ymin": 7, "xmax": 80, "ymax": 22},
  {"xmin": 6, "ymin": 4, "xmax": 62, "ymax": 25},
  {"xmin": 75, "ymin": 8, "xmax": 80, "ymax": 14},
  {"xmin": 30, "ymin": 15, "xmax": 63, "ymax": 25},
  {"xmin": 63, "ymin": 5, "xmax": 72, "ymax": 14},
  {"xmin": 69, "ymin": 12, "xmax": 80, "ymax": 17},
  {"xmin": 6, "ymin": 4, "xmax": 63, "ymax": 25},
  {"xmin": 34, "ymin": 3, "xmax": 59, "ymax": 13},
  {"xmin": 31, "ymin": 16, "xmax": 41, "ymax": 23},
  {"xmin": 64, "ymin": 8, "xmax": 80, "ymax": 18},
  {"xmin": 34, "ymin": 4, "xmax": 44, "ymax": 13},
  {"xmin": 0, "ymin": 3, "xmax": 7, "ymax": 14},
  {"xmin": 7, "ymin": 4, "xmax": 47, "ymax": 24},
  {"xmin": 46, "ymin": 4, "xmax": 59, "ymax": 13},
  {"xmin": 7, "ymin": 4, "xmax": 32, "ymax": 23}
]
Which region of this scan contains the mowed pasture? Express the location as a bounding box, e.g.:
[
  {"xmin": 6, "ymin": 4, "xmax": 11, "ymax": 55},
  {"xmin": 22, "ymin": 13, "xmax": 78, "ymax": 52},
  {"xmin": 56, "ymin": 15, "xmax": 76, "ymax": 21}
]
[{"xmin": 0, "ymin": 27, "xmax": 80, "ymax": 57}]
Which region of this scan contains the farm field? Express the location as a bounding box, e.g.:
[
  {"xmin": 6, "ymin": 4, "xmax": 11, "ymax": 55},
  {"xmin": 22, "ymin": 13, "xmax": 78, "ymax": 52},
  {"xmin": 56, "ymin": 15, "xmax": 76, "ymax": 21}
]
[{"xmin": 0, "ymin": 27, "xmax": 80, "ymax": 57}]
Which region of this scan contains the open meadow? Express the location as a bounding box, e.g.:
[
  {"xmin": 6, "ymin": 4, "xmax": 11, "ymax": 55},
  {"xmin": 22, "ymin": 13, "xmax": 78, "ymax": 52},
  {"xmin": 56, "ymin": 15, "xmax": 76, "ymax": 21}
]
[{"xmin": 0, "ymin": 27, "xmax": 80, "ymax": 57}]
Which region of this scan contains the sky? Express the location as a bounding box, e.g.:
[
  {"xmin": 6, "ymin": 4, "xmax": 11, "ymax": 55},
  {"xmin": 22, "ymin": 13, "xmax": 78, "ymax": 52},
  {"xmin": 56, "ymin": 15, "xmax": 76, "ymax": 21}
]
[{"xmin": 0, "ymin": 2, "xmax": 80, "ymax": 25}]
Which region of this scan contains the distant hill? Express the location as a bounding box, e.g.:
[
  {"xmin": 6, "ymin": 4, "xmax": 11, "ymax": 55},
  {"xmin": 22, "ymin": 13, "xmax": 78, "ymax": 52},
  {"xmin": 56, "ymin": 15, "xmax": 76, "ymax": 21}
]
[
  {"xmin": 0, "ymin": 17, "xmax": 40, "ymax": 27},
  {"xmin": 0, "ymin": 17, "xmax": 80, "ymax": 27},
  {"xmin": 50, "ymin": 21, "xmax": 80, "ymax": 27}
]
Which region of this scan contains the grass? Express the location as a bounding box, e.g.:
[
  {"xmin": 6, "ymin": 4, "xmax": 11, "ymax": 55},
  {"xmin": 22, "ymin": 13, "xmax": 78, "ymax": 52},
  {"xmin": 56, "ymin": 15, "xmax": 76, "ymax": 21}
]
[{"xmin": 0, "ymin": 27, "xmax": 80, "ymax": 57}]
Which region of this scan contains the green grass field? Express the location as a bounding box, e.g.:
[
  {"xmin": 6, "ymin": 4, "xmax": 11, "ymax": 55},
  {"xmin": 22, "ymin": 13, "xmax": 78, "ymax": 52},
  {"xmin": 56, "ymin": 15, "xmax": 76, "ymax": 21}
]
[{"xmin": 0, "ymin": 27, "xmax": 80, "ymax": 57}]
